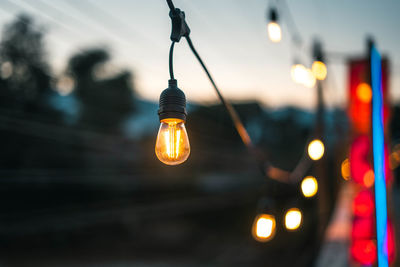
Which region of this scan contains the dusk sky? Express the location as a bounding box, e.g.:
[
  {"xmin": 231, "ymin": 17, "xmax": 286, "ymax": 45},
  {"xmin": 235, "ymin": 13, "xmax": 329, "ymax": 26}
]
[{"xmin": 0, "ymin": 0, "xmax": 399, "ymax": 109}]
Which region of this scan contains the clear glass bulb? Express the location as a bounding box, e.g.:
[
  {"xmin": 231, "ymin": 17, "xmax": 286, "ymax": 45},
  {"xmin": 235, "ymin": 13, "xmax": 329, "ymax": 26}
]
[
  {"xmin": 155, "ymin": 118, "xmax": 190, "ymax": 165},
  {"xmin": 267, "ymin": 22, "xmax": 282, "ymax": 42}
]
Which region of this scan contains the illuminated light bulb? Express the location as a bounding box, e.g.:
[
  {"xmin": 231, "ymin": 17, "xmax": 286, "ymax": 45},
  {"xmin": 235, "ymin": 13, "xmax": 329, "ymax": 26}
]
[
  {"xmin": 308, "ymin": 139, "xmax": 325, "ymax": 161},
  {"xmin": 252, "ymin": 214, "xmax": 276, "ymax": 242},
  {"xmin": 284, "ymin": 208, "xmax": 302, "ymax": 231},
  {"xmin": 155, "ymin": 118, "xmax": 190, "ymax": 165},
  {"xmin": 341, "ymin": 158, "xmax": 351, "ymax": 180},
  {"xmin": 311, "ymin": 61, "xmax": 327, "ymax": 80},
  {"xmin": 267, "ymin": 7, "xmax": 281, "ymax": 43},
  {"xmin": 301, "ymin": 176, "xmax": 318, "ymax": 198},
  {"xmin": 363, "ymin": 169, "xmax": 374, "ymax": 188},
  {"xmin": 291, "ymin": 64, "xmax": 307, "ymax": 84},
  {"xmin": 356, "ymin": 83, "xmax": 372, "ymax": 103},
  {"xmin": 267, "ymin": 22, "xmax": 282, "ymax": 43},
  {"xmin": 303, "ymin": 68, "xmax": 316, "ymax": 88},
  {"xmin": 155, "ymin": 79, "xmax": 190, "ymax": 165}
]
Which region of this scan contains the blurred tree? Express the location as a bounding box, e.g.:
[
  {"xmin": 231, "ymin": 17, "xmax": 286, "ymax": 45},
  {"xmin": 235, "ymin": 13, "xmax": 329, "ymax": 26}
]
[
  {"xmin": 68, "ymin": 49, "xmax": 135, "ymax": 133},
  {"xmin": 0, "ymin": 14, "xmax": 65, "ymax": 169},
  {"xmin": 0, "ymin": 14, "xmax": 53, "ymax": 113}
]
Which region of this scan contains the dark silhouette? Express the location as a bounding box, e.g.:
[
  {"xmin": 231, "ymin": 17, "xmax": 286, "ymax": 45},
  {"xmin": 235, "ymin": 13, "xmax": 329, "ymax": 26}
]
[{"xmin": 68, "ymin": 49, "xmax": 135, "ymax": 133}]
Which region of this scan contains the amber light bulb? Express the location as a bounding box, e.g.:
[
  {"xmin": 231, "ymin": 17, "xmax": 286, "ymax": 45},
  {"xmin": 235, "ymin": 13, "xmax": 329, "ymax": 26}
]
[
  {"xmin": 267, "ymin": 7, "xmax": 281, "ymax": 43},
  {"xmin": 268, "ymin": 22, "xmax": 282, "ymax": 43},
  {"xmin": 155, "ymin": 118, "xmax": 190, "ymax": 165},
  {"xmin": 284, "ymin": 208, "xmax": 302, "ymax": 231},
  {"xmin": 252, "ymin": 214, "xmax": 276, "ymax": 242},
  {"xmin": 155, "ymin": 79, "xmax": 190, "ymax": 165}
]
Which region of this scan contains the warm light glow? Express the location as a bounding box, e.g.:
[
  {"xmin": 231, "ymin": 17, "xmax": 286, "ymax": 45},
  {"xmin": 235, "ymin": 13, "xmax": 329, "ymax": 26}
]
[
  {"xmin": 356, "ymin": 83, "xmax": 372, "ymax": 103},
  {"xmin": 301, "ymin": 176, "xmax": 318, "ymax": 198},
  {"xmin": 312, "ymin": 61, "xmax": 327, "ymax": 80},
  {"xmin": 267, "ymin": 22, "xmax": 282, "ymax": 42},
  {"xmin": 308, "ymin": 139, "xmax": 325, "ymax": 161},
  {"xmin": 303, "ymin": 68, "xmax": 316, "ymax": 88},
  {"xmin": 284, "ymin": 208, "xmax": 302, "ymax": 231},
  {"xmin": 341, "ymin": 158, "xmax": 351, "ymax": 180},
  {"xmin": 155, "ymin": 118, "xmax": 190, "ymax": 165},
  {"xmin": 252, "ymin": 214, "xmax": 276, "ymax": 242},
  {"xmin": 363, "ymin": 169, "xmax": 374, "ymax": 188},
  {"xmin": 291, "ymin": 64, "xmax": 307, "ymax": 84}
]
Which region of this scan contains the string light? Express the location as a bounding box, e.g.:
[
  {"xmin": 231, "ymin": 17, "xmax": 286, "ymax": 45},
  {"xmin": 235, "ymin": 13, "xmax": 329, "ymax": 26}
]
[
  {"xmin": 284, "ymin": 208, "xmax": 302, "ymax": 231},
  {"xmin": 301, "ymin": 176, "xmax": 318, "ymax": 198},
  {"xmin": 252, "ymin": 214, "xmax": 276, "ymax": 242},
  {"xmin": 291, "ymin": 64, "xmax": 307, "ymax": 84},
  {"xmin": 341, "ymin": 158, "xmax": 351, "ymax": 180},
  {"xmin": 307, "ymin": 139, "xmax": 325, "ymax": 160},
  {"xmin": 311, "ymin": 61, "xmax": 327, "ymax": 80},
  {"xmin": 267, "ymin": 7, "xmax": 281, "ymax": 42},
  {"xmin": 356, "ymin": 82, "xmax": 372, "ymax": 103}
]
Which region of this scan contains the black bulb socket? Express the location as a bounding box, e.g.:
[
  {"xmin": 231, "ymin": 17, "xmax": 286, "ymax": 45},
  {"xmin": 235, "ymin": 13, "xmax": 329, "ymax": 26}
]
[
  {"xmin": 158, "ymin": 79, "xmax": 187, "ymax": 122},
  {"xmin": 269, "ymin": 8, "xmax": 278, "ymax": 22}
]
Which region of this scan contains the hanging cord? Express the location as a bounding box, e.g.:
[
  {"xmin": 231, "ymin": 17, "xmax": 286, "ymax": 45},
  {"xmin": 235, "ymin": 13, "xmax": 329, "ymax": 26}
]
[
  {"xmin": 165, "ymin": 0, "xmax": 312, "ymax": 183},
  {"xmin": 185, "ymin": 36, "xmax": 253, "ymax": 148},
  {"xmin": 169, "ymin": 41, "xmax": 175, "ymax": 79}
]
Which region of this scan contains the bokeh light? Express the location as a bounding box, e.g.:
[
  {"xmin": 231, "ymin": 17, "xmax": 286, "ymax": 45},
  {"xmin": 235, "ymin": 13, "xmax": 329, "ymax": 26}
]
[
  {"xmin": 308, "ymin": 139, "xmax": 325, "ymax": 160},
  {"xmin": 341, "ymin": 158, "xmax": 351, "ymax": 180},
  {"xmin": 301, "ymin": 176, "xmax": 318, "ymax": 198},
  {"xmin": 303, "ymin": 69, "xmax": 316, "ymax": 88},
  {"xmin": 356, "ymin": 83, "xmax": 372, "ymax": 103},
  {"xmin": 284, "ymin": 208, "xmax": 302, "ymax": 231},
  {"xmin": 252, "ymin": 214, "xmax": 276, "ymax": 242},
  {"xmin": 311, "ymin": 61, "xmax": 327, "ymax": 80},
  {"xmin": 363, "ymin": 169, "xmax": 374, "ymax": 188},
  {"xmin": 291, "ymin": 64, "xmax": 307, "ymax": 84},
  {"xmin": 267, "ymin": 22, "xmax": 282, "ymax": 42}
]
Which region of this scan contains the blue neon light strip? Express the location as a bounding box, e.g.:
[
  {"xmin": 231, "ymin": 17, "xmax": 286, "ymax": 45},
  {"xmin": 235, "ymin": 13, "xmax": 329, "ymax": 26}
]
[{"xmin": 371, "ymin": 45, "xmax": 389, "ymax": 267}]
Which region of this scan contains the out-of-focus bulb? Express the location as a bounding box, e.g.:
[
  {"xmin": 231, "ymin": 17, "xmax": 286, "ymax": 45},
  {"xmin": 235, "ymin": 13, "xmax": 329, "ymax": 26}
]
[
  {"xmin": 268, "ymin": 22, "xmax": 282, "ymax": 43},
  {"xmin": 356, "ymin": 83, "xmax": 372, "ymax": 103},
  {"xmin": 301, "ymin": 176, "xmax": 318, "ymax": 198},
  {"xmin": 311, "ymin": 61, "xmax": 327, "ymax": 80},
  {"xmin": 303, "ymin": 68, "xmax": 316, "ymax": 88},
  {"xmin": 308, "ymin": 139, "xmax": 325, "ymax": 161},
  {"xmin": 252, "ymin": 214, "xmax": 276, "ymax": 242},
  {"xmin": 155, "ymin": 118, "xmax": 190, "ymax": 165},
  {"xmin": 291, "ymin": 64, "xmax": 307, "ymax": 84},
  {"xmin": 341, "ymin": 158, "xmax": 351, "ymax": 180},
  {"xmin": 284, "ymin": 208, "xmax": 302, "ymax": 231}
]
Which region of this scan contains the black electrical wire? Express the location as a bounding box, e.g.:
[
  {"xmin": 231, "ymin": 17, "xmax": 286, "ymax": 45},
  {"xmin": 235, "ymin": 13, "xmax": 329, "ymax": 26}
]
[
  {"xmin": 166, "ymin": 0, "xmax": 175, "ymax": 11},
  {"xmin": 169, "ymin": 41, "xmax": 175, "ymax": 79},
  {"xmin": 185, "ymin": 36, "xmax": 253, "ymax": 148}
]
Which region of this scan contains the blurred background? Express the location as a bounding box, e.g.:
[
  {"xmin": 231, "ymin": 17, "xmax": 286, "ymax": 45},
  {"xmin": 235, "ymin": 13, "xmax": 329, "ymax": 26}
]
[{"xmin": 0, "ymin": 0, "xmax": 399, "ymax": 266}]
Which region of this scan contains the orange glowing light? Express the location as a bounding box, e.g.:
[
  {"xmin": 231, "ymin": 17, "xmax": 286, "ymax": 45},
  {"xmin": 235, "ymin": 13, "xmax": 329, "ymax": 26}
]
[
  {"xmin": 356, "ymin": 83, "xmax": 372, "ymax": 103},
  {"xmin": 363, "ymin": 170, "xmax": 374, "ymax": 188},
  {"xmin": 252, "ymin": 214, "xmax": 276, "ymax": 242},
  {"xmin": 308, "ymin": 139, "xmax": 325, "ymax": 160},
  {"xmin": 341, "ymin": 158, "xmax": 351, "ymax": 180},
  {"xmin": 301, "ymin": 176, "xmax": 318, "ymax": 198},
  {"xmin": 284, "ymin": 208, "xmax": 302, "ymax": 231},
  {"xmin": 267, "ymin": 22, "xmax": 282, "ymax": 42},
  {"xmin": 312, "ymin": 61, "xmax": 327, "ymax": 80},
  {"xmin": 155, "ymin": 118, "xmax": 190, "ymax": 165}
]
